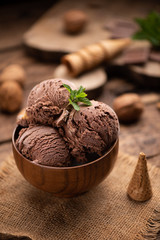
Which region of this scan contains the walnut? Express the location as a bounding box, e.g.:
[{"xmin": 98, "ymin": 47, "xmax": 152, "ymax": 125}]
[
  {"xmin": 113, "ymin": 93, "xmax": 144, "ymax": 123},
  {"xmin": 63, "ymin": 10, "xmax": 88, "ymax": 34},
  {"xmin": 0, "ymin": 64, "xmax": 26, "ymax": 87},
  {"xmin": 156, "ymin": 102, "xmax": 160, "ymax": 111},
  {"xmin": 0, "ymin": 81, "xmax": 23, "ymax": 113}
]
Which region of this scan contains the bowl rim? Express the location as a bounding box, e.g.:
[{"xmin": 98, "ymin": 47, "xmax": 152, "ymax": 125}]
[{"xmin": 12, "ymin": 125, "xmax": 119, "ymax": 170}]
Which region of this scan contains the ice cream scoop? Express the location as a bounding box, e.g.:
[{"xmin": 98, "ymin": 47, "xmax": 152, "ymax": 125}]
[
  {"xmin": 26, "ymin": 79, "xmax": 76, "ymax": 126},
  {"xmin": 60, "ymin": 100, "xmax": 119, "ymax": 163},
  {"xmin": 16, "ymin": 125, "xmax": 70, "ymax": 167},
  {"xmin": 13, "ymin": 125, "xmax": 119, "ymax": 196}
]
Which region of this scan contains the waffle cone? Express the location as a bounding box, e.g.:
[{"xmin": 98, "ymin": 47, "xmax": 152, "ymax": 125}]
[
  {"xmin": 62, "ymin": 53, "xmax": 85, "ymax": 76},
  {"xmin": 81, "ymin": 44, "xmax": 105, "ymax": 69},
  {"xmin": 127, "ymin": 152, "xmax": 152, "ymax": 202},
  {"xmin": 62, "ymin": 38, "xmax": 131, "ymax": 76},
  {"xmin": 100, "ymin": 38, "xmax": 131, "ymax": 59}
]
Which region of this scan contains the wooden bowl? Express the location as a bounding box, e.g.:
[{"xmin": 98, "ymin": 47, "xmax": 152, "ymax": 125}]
[{"xmin": 12, "ymin": 125, "xmax": 119, "ymax": 197}]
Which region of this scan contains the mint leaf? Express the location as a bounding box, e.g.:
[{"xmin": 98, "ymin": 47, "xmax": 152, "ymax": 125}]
[
  {"xmin": 63, "ymin": 84, "xmax": 72, "ymax": 93},
  {"xmin": 77, "ymin": 86, "xmax": 85, "ymax": 95},
  {"xmin": 71, "ymin": 102, "xmax": 80, "ymax": 111},
  {"xmin": 76, "ymin": 92, "xmax": 87, "ymax": 98},
  {"xmin": 72, "ymin": 90, "xmax": 78, "ymax": 99},
  {"xmin": 78, "ymin": 97, "xmax": 92, "ymax": 106},
  {"xmin": 133, "ymin": 11, "xmax": 160, "ymax": 47},
  {"xmin": 69, "ymin": 99, "xmax": 80, "ymax": 111},
  {"xmin": 63, "ymin": 84, "xmax": 92, "ymax": 111}
]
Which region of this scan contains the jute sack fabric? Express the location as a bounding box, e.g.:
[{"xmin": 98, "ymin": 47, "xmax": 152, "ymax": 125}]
[{"xmin": 0, "ymin": 153, "xmax": 160, "ymax": 240}]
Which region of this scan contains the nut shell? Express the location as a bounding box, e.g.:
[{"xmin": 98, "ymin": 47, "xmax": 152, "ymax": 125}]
[
  {"xmin": 0, "ymin": 81, "xmax": 23, "ymax": 113},
  {"xmin": 63, "ymin": 10, "xmax": 87, "ymax": 34},
  {"xmin": 113, "ymin": 93, "xmax": 144, "ymax": 123},
  {"xmin": 0, "ymin": 64, "xmax": 26, "ymax": 87}
]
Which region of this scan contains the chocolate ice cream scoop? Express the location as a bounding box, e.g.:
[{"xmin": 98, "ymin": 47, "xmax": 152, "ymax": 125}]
[
  {"xmin": 61, "ymin": 100, "xmax": 119, "ymax": 163},
  {"xmin": 16, "ymin": 125, "xmax": 71, "ymax": 167},
  {"xmin": 26, "ymin": 79, "xmax": 76, "ymax": 126}
]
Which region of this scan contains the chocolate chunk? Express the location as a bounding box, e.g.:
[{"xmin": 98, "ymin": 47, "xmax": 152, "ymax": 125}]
[
  {"xmin": 104, "ymin": 18, "xmax": 138, "ymax": 38},
  {"xmin": 121, "ymin": 47, "xmax": 150, "ymax": 64}
]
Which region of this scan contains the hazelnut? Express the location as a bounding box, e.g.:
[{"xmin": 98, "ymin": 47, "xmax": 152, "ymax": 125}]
[
  {"xmin": 113, "ymin": 93, "xmax": 144, "ymax": 123},
  {"xmin": 63, "ymin": 10, "xmax": 87, "ymax": 34},
  {"xmin": 0, "ymin": 81, "xmax": 23, "ymax": 113},
  {"xmin": 0, "ymin": 64, "xmax": 26, "ymax": 87}
]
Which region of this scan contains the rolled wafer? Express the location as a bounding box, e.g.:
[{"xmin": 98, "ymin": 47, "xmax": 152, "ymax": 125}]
[
  {"xmin": 62, "ymin": 38, "xmax": 131, "ymax": 77},
  {"xmin": 99, "ymin": 38, "xmax": 131, "ymax": 59},
  {"xmin": 127, "ymin": 152, "xmax": 152, "ymax": 202},
  {"xmin": 62, "ymin": 53, "xmax": 85, "ymax": 77},
  {"xmin": 80, "ymin": 44, "xmax": 106, "ymax": 69}
]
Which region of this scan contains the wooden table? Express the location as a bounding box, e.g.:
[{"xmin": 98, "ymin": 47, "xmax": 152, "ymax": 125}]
[{"xmin": 0, "ymin": 0, "xmax": 160, "ymax": 169}]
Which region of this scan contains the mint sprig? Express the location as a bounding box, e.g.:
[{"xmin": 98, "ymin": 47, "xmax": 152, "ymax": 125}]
[
  {"xmin": 132, "ymin": 11, "xmax": 160, "ymax": 47},
  {"xmin": 63, "ymin": 84, "xmax": 92, "ymax": 111}
]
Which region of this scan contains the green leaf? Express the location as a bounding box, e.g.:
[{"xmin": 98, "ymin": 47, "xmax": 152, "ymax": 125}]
[
  {"xmin": 78, "ymin": 97, "xmax": 92, "ymax": 106},
  {"xmin": 64, "ymin": 84, "xmax": 92, "ymax": 111},
  {"xmin": 76, "ymin": 92, "xmax": 87, "ymax": 98},
  {"xmin": 69, "ymin": 98, "xmax": 73, "ymax": 105},
  {"xmin": 132, "ymin": 31, "xmax": 147, "ymax": 40},
  {"xmin": 71, "ymin": 102, "xmax": 80, "ymax": 111},
  {"xmin": 63, "ymin": 84, "xmax": 72, "ymax": 93},
  {"xmin": 70, "ymin": 90, "xmax": 74, "ymax": 100},
  {"xmin": 133, "ymin": 11, "xmax": 160, "ymax": 47},
  {"xmin": 77, "ymin": 86, "xmax": 85, "ymax": 95}
]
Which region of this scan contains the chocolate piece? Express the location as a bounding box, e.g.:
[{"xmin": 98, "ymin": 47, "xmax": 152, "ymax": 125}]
[
  {"xmin": 111, "ymin": 46, "xmax": 150, "ymax": 66},
  {"xmin": 121, "ymin": 47, "xmax": 150, "ymax": 64},
  {"xmin": 104, "ymin": 18, "xmax": 138, "ymax": 39}
]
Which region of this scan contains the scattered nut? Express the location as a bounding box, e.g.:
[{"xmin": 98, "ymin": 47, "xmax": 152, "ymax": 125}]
[
  {"xmin": 0, "ymin": 81, "xmax": 23, "ymax": 113},
  {"xmin": 156, "ymin": 102, "xmax": 160, "ymax": 111},
  {"xmin": 113, "ymin": 93, "xmax": 144, "ymax": 123},
  {"xmin": 63, "ymin": 10, "xmax": 88, "ymax": 34},
  {"xmin": 0, "ymin": 64, "xmax": 26, "ymax": 87}
]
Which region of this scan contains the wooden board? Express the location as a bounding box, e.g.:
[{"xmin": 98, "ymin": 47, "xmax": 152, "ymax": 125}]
[
  {"xmin": 107, "ymin": 61, "xmax": 160, "ymax": 89},
  {"xmin": 129, "ymin": 62, "xmax": 160, "ymax": 88},
  {"xmin": 23, "ymin": 0, "xmax": 157, "ymax": 61},
  {"xmin": 53, "ymin": 65, "xmax": 107, "ymax": 99},
  {"xmin": 106, "ymin": 41, "xmax": 160, "ymax": 88}
]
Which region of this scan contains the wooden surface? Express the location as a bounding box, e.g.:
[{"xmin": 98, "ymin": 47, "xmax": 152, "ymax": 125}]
[
  {"xmin": 0, "ymin": 0, "xmax": 160, "ymax": 169},
  {"xmin": 23, "ymin": 0, "xmax": 159, "ymax": 60}
]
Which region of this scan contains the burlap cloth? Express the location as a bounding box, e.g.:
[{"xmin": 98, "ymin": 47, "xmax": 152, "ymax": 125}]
[{"xmin": 0, "ymin": 152, "xmax": 160, "ymax": 240}]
